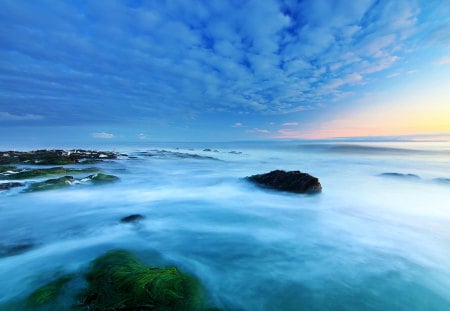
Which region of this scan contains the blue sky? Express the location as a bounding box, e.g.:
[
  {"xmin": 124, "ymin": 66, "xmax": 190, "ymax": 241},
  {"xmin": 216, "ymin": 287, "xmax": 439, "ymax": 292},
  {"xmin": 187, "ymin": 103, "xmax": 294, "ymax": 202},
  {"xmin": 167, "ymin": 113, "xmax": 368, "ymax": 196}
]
[{"xmin": 1, "ymin": 0, "xmax": 450, "ymax": 142}]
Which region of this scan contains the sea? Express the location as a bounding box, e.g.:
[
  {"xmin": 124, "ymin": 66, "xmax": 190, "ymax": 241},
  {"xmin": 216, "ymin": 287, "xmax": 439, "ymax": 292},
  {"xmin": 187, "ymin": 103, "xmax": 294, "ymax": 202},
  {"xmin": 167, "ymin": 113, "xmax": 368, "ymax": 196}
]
[{"xmin": 1, "ymin": 140, "xmax": 449, "ymax": 310}]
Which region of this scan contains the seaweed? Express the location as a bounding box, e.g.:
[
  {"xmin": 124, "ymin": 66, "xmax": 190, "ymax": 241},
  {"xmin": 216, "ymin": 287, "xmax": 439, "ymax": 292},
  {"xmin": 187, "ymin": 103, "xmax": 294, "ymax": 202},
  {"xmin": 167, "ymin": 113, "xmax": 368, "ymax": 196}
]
[
  {"xmin": 1, "ymin": 167, "xmax": 99, "ymax": 180},
  {"xmin": 27, "ymin": 275, "xmax": 73, "ymax": 308},
  {"xmin": 79, "ymin": 250, "xmax": 205, "ymax": 311}
]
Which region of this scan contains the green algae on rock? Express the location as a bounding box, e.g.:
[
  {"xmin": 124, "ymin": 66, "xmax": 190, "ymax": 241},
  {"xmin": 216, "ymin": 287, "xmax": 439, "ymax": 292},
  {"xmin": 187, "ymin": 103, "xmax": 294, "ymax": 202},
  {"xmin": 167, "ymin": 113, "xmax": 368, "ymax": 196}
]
[
  {"xmin": 0, "ymin": 165, "xmax": 16, "ymax": 173},
  {"xmin": 27, "ymin": 275, "xmax": 73, "ymax": 308},
  {"xmin": 78, "ymin": 250, "xmax": 206, "ymax": 311},
  {"xmin": 0, "ymin": 149, "xmax": 120, "ymax": 165},
  {"xmin": 87, "ymin": 173, "xmax": 120, "ymax": 184},
  {"xmin": 23, "ymin": 176, "xmax": 75, "ymax": 192},
  {"xmin": 0, "ymin": 167, "xmax": 100, "ymax": 180}
]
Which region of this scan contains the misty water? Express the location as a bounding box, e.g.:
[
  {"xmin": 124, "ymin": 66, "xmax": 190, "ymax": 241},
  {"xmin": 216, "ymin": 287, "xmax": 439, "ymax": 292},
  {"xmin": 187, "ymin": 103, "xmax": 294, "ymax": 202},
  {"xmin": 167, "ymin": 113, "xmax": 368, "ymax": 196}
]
[{"xmin": 1, "ymin": 141, "xmax": 450, "ymax": 310}]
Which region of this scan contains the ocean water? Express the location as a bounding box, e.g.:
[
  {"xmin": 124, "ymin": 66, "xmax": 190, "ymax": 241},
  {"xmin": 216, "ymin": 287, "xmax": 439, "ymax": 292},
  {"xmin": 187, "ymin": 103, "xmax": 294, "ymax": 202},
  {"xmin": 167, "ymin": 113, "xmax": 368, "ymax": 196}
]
[{"xmin": 1, "ymin": 141, "xmax": 450, "ymax": 310}]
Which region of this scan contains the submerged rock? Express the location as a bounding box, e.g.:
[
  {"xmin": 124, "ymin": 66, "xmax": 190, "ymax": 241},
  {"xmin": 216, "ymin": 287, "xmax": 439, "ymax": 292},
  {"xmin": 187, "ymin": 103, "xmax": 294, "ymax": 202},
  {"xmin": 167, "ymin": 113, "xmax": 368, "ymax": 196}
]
[
  {"xmin": 0, "ymin": 182, "xmax": 24, "ymax": 191},
  {"xmin": 120, "ymin": 214, "xmax": 145, "ymax": 223},
  {"xmin": 0, "ymin": 242, "xmax": 35, "ymax": 258},
  {"xmin": 27, "ymin": 275, "xmax": 73, "ymax": 308},
  {"xmin": 22, "ymin": 173, "xmax": 119, "ymax": 192},
  {"xmin": 87, "ymin": 172, "xmax": 120, "ymax": 184},
  {"xmin": 0, "ymin": 166, "xmax": 99, "ymax": 180},
  {"xmin": 379, "ymin": 173, "xmax": 420, "ymax": 180},
  {"xmin": 247, "ymin": 170, "xmax": 322, "ymax": 194},
  {"xmin": 0, "ymin": 165, "xmax": 16, "ymax": 173},
  {"xmin": 136, "ymin": 150, "xmax": 219, "ymax": 161},
  {"xmin": 78, "ymin": 250, "xmax": 213, "ymax": 311},
  {"xmin": 23, "ymin": 176, "xmax": 75, "ymax": 192}
]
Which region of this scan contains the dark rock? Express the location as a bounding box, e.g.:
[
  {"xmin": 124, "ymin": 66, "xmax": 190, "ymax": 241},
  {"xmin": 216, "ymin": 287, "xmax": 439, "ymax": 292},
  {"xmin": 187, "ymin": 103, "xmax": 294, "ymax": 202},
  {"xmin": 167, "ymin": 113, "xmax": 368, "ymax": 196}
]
[
  {"xmin": 120, "ymin": 214, "xmax": 145, "ymax": 223},
  {"xmin": 0, "ymin": 242, "xmax": 34, "ymax": 258},
  {"xmin": 0, "ymin": 149, "xmax": 120, "ymax": 165},
  {"xmin": 229, "ymin": 151, "xmax": 242, "ymax": 154},
  {"xmin": 136, "ymin": 150, "xmax": 218, "ymax": 161},
  {"xmin": 247, "ymin": 170, "xmax": 322, "ymax": 194},
  {"xmin": 0, "ymin": 182, "xmax": 24, "ymax": 191},
  {"xmin": 379, "ymin": 173, "xmax": 420, "ymax": 180}
]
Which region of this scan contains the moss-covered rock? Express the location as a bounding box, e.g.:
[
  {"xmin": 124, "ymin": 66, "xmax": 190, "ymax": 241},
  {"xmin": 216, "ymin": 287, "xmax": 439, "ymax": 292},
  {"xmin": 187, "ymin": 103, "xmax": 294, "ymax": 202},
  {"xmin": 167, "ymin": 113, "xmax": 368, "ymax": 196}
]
[
  {"xmin": 78, "ymin": 250, "xmax": 205, "ymax": 311},
  {"xmin": 0, "ymin": 150, "xmax": 120, "ymax": 165},
  {"xmin": 0, "ymin": 182, "xmax": 24, "ymax": 191},
  {"xmin": 23, "ymin": 176, "xmax": 75, "ymax": 192},
  {"xmin": 0, "ymin": 165, "xmax": 16, "ymax": 173},
  {"xmin": 87, "ymin": 173, "xmax": 119, "ymax": 184},
  {"xmin": 27, "ymin": 275, "xmax": 73, "ymax": 308},
  {"xmin": 0, "ymin": 167, "xmax": 99, "ymax": 180}
]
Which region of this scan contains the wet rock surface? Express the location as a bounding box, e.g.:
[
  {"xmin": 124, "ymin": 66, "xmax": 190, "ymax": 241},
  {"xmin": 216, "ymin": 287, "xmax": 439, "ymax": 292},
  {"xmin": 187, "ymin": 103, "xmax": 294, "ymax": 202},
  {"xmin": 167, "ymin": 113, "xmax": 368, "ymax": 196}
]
[
  {"xmin": 247, "ymin": 170, "xmax": 322, "ymax": 194},
  {"xmin": 120, "ymin": 214, "xmax": 145, "ymax": 223},
  {"xmin": 0, "ymin": 149, "xmax": 120, "ymax": 165},
  {"xmin": 0, "ymin": 182, "xmax": 24, "ymax": 191},
  {"xmin": 0, "ymin": 166, "xmax": 99, "ymax": 180},
  {"xmin": 135, "ymin": 150, "xmax": 219, "ymax": 161}
]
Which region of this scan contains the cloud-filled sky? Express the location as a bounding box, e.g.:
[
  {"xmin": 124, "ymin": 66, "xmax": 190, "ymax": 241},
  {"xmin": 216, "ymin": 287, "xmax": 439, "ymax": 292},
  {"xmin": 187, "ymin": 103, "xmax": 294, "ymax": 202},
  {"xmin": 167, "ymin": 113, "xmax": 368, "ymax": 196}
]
[{"xmin": 1, "ymin": 0, "xmax": 450, "ymax": 142}]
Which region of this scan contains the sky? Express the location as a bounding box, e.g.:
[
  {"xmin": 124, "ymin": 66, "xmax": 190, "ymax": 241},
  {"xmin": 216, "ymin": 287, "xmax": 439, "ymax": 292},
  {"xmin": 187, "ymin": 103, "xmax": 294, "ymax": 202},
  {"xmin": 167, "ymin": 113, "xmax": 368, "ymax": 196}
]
[{"xmin": 1, "ymin": 0, "xmax": 450, "ymax": 143}]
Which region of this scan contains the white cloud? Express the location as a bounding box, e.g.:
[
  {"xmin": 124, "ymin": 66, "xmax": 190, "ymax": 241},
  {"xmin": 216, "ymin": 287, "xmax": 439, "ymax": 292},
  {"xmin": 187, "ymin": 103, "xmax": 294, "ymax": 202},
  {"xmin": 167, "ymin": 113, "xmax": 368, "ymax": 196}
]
[
  {"xmin": 231, "ymin": 122, "xmax": 244, "ymax": 127},
  {"xmin": 433, "ymin": 56, "xmax": 450, "ymax": 65},
  {"xmin": 92, "ymin": 132, "xmax": 114, "ymax": 139},
  {"xmin": 0, "ymin": 111, "xmax": 43, "ymax": 121},
  {"xmin": 247, "ymin": 128, "xmax": 270, "ymax": 134},
  {"xmin": 282, "ymin": 122, "xmax": 299, "ymax": 126},
  {"xmin": 138, "ymin": 133, "xmax": 148, "ymax": 140}
]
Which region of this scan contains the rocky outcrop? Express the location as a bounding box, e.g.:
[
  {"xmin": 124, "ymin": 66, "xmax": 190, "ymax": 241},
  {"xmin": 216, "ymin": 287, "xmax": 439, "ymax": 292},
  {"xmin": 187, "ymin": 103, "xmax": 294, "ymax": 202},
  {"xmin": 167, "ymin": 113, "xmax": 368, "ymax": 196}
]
[
  {"xmin": 247, "ymin": 170, "xmax": 322, "ymax": 194},
  {"xmin": 0, "ymin": 149, "xmax": 120, "ymax": 165},
  {"xmin": 22, "ymin": 173, "xmax": 119, "ymax": 192},
  {"xmin": 0, "ymin": 166, "xmax": 99, "ymax": 180},
  {"xmin": 0, "ymin": 182, "xmax": 24, "ymax": 191}
]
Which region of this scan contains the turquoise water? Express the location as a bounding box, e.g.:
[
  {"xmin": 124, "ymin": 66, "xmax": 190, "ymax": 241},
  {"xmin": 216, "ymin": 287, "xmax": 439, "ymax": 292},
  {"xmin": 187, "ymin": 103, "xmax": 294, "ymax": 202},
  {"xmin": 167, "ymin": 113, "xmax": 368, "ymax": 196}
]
[{"xmin": 1, "ymin": 141, "xmax": 450, "ymax": 310}]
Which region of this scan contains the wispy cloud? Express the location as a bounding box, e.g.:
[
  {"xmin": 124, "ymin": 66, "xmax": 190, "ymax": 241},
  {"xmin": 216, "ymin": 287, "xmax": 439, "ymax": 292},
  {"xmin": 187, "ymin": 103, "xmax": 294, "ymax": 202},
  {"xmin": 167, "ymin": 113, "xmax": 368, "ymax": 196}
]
[
  {"xmin": 231, "ymin": 122, "xmax": 244, "ymax": 128},
  {"xmin": 282, "ymin": 122, "xmax": 299, "ymax": 126},
  {"xmin": 247, "ymin": 128, "xmax": 270, "ymax": 134},
  {"xmin": 92, "ymin": 132, "xmax": 114, "ymax": 139},
  {"xmin": 433, "ymin": 56, "xmax": 450, "ymax": 65},
  {"xmin": 0, "ymin": 111, "xmax": 43, "ymax": 121}
]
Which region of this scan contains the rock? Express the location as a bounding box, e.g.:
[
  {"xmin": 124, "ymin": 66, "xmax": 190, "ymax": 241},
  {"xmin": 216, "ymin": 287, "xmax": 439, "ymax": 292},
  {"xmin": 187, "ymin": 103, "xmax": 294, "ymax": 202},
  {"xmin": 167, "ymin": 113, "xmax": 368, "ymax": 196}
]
[
  {"xmin": 136, "ymin": 150, "xmax": 218, "ymax": 161},
  {"xmin": 23, "ymin": 176, "xmax": 74, "ymax": 192},
  {"xmin": 78, "ymin": 250, "xmax": 207, "ymax": 311},
  {"xmin": 120, "ymin": 214, "xmax": 145, "ymax": 223},
  {"xmin": 0, "ymin": 165, "xmax": 16, "ymax": 173},
  {"xmin": 247, "ymin": 170, "xmax": 322, "ymax": 194},
  {"xmin": 0, "ymin": 182, "xmax": 24, "ymax": 191},
  {"xmin": 0, "ymin": 149, "xmax": 120, "ymax": 165},
  {"xmin": 87, "ymin": 173, "xmax": 119, "ymax": 184},
  {"xmin": 26, "ymin": 275, "xmax": 73, "ymax": 308},
  {"xmin": 379, "ymin": 173, "xmax": 420, "ymax": 180},
  {"xmin": 0, "ymin": 242, "xmax": 35, "ymax": 258},
  {"xmin": 0, "ymin": 166, "xmax": 99, "ymax": 180}
]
